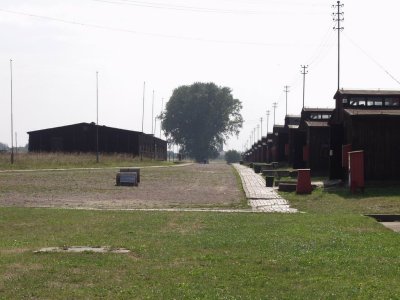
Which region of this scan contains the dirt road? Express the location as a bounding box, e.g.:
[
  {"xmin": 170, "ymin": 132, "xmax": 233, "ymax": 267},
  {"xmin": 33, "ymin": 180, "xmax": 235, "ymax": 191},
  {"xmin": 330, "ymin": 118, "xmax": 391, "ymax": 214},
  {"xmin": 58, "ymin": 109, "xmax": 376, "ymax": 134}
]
[{"xmin": 0, "ymin": 163, "xmax": 244, "ymax": 209}]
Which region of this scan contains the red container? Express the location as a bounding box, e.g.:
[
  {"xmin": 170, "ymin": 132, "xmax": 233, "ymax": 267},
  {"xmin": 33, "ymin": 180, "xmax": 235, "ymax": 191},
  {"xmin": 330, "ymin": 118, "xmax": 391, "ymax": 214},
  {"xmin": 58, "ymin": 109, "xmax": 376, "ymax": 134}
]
[
  {"xmin": 296, "ymin": 169, "xmax": 312, "ymax": 194},
  {"xmin": 348, "ymin": 150, "xmax": 364, "ymax": 193},
  {"xmin": 342, "ymin": 144, "xmax": 352, "ymax": 168},
  {"xmin": 302, "ymin": 145, "xmax": 309, "ymax": 162}
]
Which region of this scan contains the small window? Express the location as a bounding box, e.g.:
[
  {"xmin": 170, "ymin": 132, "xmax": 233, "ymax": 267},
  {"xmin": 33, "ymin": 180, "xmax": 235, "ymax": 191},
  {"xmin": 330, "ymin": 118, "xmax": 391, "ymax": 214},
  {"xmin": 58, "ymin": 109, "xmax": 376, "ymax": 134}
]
[
  {"xmin": 385, "ymin": 98, "xmax": 400, "ymax": 107},
  {"xmin": 321, "ymin": 114, "xmax": 330, "ymax": 120},
  {"xmin": 349, "ymin": 99, "xmax": 357, "ymax": 106}
]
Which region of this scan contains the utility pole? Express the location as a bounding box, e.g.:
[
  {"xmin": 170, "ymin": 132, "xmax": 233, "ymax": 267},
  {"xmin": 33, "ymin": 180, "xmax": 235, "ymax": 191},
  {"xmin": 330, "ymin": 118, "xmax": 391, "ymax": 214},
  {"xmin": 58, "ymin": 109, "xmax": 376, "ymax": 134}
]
[
  {"xmin": 266, "ymin": 110, "xmax": 270, "ymax": 135},
  {"xmin": 151, "ymin": 90, "xmax": 155, "ymax": 135},
  {"xmin": 260, "ymin": 117, "xmax": 263, "ymax": 138},
  {"xmin": 257, "ymin": 124, "xmax": 260, "ymax": 141},
  {"xmin": 283, "ymin": 85, "xmax": 290, "ymax": 116},
  {"xmin": 96, "ymin": 71, "xmax": 99, "ymax": 163},
  {"xmin": 300, "ymin": 65, "xmax": 308, "ymax": 109},
  {"xmin": 10, "ymin": 59, "xmax": 14, "ymax": 164},
  {"xmin": 333, "ymin": 1, "xmax": 344, "ymax": 90},
  {"xmin": 272, "ymin": 102, "xmax": 278, "ymax": 126},
  {"xmin": 159, "ymin": 98, "xmax": 164, "ymax": 138},
  {"xmin": 141, "ymin": 82, "xmax": 145, "ymax": 133}
]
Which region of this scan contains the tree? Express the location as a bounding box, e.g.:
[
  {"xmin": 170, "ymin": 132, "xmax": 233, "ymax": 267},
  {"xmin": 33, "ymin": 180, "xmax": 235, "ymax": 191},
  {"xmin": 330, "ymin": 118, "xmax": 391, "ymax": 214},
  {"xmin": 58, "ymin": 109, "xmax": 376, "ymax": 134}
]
[
  {"xmin": 161, "ymin": 82, "xmax": 243, "ymax": 162},
  {"xmin": 225, "ymin": 150, "xmax": 242, "ymax": 164}
]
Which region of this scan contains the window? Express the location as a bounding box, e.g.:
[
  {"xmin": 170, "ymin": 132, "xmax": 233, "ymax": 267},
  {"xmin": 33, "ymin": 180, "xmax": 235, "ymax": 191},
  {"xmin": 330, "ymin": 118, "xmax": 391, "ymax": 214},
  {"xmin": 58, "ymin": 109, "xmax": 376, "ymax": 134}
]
[{"xmin": 385, "ymin": 98, "xmax": 400, "ymax": 107}]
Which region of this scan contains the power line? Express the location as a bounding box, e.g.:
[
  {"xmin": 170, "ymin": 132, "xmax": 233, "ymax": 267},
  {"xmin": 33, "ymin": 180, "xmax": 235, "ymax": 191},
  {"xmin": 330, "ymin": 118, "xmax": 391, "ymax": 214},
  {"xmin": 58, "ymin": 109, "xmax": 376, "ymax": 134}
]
[
  {"xmin": 0, "ymin": 8, "xmax": 299, "ymax": 47},
  {"xmin": 91, "ymin": 0, "xmax": 265, "ymax": 15},
  {"xmin": 343, "ymin": 32, "xmax": 400, "ymax": 86},
  {"xmin": 91, "ymin": 0, "xmax": 328, "ymax": 15}
]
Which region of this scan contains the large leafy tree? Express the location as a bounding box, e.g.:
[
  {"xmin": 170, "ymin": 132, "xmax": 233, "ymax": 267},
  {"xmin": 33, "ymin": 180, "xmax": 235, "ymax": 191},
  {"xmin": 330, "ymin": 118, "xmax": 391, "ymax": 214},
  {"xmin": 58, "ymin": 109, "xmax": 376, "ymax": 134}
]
[{"xmin": 161, "ymin": 82, "xmax": 243, "ymax": 162}]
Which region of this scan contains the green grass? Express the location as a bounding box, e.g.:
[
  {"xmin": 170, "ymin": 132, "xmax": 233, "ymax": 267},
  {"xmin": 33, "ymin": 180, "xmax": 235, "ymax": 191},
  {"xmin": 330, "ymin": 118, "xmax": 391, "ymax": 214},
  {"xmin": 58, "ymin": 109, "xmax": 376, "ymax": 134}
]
[
  {"xmin": 1, "ymin": 207, "xmax": 400, "ymax": 299},
  {"xmin": 281, "ymin": 185, "xmax": 400, "ymax": 215},
  {"xmin": 0, "ymin": 153, "xmax": 174, "ymax": 170}
]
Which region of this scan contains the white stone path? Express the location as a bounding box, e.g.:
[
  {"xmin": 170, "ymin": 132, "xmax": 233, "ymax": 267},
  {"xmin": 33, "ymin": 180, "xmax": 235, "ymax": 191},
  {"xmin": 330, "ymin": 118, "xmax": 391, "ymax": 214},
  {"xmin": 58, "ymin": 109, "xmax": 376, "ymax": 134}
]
[{"xmin": 233, "ymin": 164, "xmax": 298, "ymax": 213}]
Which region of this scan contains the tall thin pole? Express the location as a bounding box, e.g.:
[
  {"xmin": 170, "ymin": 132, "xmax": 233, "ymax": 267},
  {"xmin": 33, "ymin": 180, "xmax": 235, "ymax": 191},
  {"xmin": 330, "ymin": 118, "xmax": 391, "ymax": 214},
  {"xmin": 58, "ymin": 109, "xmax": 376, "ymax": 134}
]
[
  {"xmin": 141, "ymin": 82, "xmax": 145, "ymax": 133},
  {"xmin": 272, "ymin": 102, "xmax": 278, "ymax": 125},
  {"xmin": 96, "ymin": 71, "xmax": 99, "ymax": 163},
  {"xmin": 300, "ymin": 65, "xmax": 308, "ymax": 109},
  {"xmin": 266, "ymin": 110, "xmax": 270, "ymax": 134},
  {"xmin": 10, "ymin": 59, "xmax": 14, "ymax": 164},
  {"xmin": 260, "ymin": 117, "xmax": 263, "ymax": 138},
  {"xmin": 151, "ymin": 90, "xmax": 155, "ymax": 135},
  {"xmin": 257, "ymin": 124, "xmax": 260, "ymax": 141},
  {"xmin": 333, "ymin": 1, "xmax": 344, "ymax": 90},
  {"xmin": 283, "ymin": 86, "xmax": 290, "ymax": 116},
  {"xmin": 159, "ymin": 98, "xmax": 164, "ymax": 138}
]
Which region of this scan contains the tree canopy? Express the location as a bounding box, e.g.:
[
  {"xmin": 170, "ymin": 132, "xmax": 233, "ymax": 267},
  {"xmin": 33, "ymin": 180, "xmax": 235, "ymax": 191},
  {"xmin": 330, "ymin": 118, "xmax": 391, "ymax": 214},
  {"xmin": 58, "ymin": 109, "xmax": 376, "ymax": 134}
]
[
  {"xmin": 225, "ymin": 150, "xmax": 242, "ymax": 164},
  {"xmin": 161, "ymin": 82, "xmax": 243, "ymax": 162}
]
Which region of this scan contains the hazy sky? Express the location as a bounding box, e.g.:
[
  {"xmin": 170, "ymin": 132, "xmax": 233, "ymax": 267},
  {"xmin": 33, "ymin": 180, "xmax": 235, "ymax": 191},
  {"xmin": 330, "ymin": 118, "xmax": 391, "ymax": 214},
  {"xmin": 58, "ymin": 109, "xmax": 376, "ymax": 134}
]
[{"xmin": 1, "ymin": 0, "xmax": 400, "ymax": 151}]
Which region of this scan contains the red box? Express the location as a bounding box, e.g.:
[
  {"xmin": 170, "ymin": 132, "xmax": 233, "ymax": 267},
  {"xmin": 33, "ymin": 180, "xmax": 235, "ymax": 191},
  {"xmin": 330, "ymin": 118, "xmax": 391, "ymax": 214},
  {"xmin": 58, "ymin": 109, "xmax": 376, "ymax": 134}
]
[
  {"xmin": 348, "ymin": 150, "xmax": 364, "ymax": 193},
  {"xmin": 296, "ymin": 169, "xmax": 312, "ymax": 194}
]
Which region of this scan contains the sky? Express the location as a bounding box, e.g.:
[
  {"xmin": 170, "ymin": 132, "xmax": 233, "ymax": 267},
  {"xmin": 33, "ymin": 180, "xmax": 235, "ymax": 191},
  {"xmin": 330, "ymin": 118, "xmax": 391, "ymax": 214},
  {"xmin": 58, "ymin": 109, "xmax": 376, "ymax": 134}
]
[{"xmin": 1, "ymin": 0, "xmax": 400, "ymax": 152}]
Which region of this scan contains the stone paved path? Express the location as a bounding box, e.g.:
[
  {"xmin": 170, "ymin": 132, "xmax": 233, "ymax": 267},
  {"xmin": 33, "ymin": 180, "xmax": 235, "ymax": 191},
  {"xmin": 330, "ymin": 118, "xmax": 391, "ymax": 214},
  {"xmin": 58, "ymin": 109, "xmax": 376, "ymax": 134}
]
[{"xmin": 233, "ymin": 164, "xmax": 298, "ymax": 213}]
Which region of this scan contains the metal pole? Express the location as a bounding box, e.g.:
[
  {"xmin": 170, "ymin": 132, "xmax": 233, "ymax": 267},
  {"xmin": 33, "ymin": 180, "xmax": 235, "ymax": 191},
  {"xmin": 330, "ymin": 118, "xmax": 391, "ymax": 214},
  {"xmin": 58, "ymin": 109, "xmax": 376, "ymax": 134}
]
[
  {"xmin": 141, "ymin": 82, "xmax": 145, "ymax": 133},
  {"xmin": 266, "ymin": 110, "xmax": 270, "ymax": 135},
  {"xmin": 10, "ymin": 59, "xmax": 14, "ymax": 164},
  {"xmin": 151, "ymin": 90, "xmax": 154, "ymax": 135},
  {"xmin": 301, "ymin": 65, "xmax": 308, "ymax": 109},
  {"xmin": 333, "ymin": 1, "xmax": 344, "ymax": 90},
  {"xmin": 284, "ymin": 86, "xmax": 290, "ymax": 116},
  {"xmin": 272, "ymin": 102, "xmax": 278, "ymax": 125},
  {"xmin": 159, "ymin": 98, "xmax": 164, "ymax": 138},
  {"xmin": 96, "ymin": 71, "xmax": 99, "ymax": 163},
  {"xmin": 257, "ymin": 125, "xmax": 260, "ymax": 141},
  {"xmin": 260, "ymin": 117, "xmax": 263, "ymax": 138}
]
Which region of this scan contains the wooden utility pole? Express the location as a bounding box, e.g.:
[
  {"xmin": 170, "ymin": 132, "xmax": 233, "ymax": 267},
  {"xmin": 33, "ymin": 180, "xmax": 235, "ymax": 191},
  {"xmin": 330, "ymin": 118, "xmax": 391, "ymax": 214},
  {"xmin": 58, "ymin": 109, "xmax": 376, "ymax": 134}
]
[
  {"xmin": 10, "ymin": 59, "xmax": 14, "ymax": 164},
  {"xmin": 96, "ymin": 71, "xmax": 99, "ymax": 163},
  {"xmin": 141, "ymin": 82, "xmax": 145, "ymax": 133},
  {"xmin": 284, "ymin": 85, "xmax": 290, "ymax": 116},
  {"xmin": 333, "ymin": 1, "xmax": 344, "ymax": 90},
  {"xmin": 159, "ymin": 98, "xmax": 164, "ymax": 138},
  {"xmin": 272, "ymin": 102, "xmax": 278, "ymax": 126},
  {"xmin": 151, "ymin": 90, "xmax": 155, "ymax": 135},
  {"xmin": 300, "ymin": 65, "xmax": 308, "ymax": 109}
]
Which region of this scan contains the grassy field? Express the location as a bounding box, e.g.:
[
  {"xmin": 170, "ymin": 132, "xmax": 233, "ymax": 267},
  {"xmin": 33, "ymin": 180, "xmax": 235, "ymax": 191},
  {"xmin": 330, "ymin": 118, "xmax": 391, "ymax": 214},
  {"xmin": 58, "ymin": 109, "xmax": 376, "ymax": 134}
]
[
  {"xmin": 1, "ymin": 208, "xmax": 400, "ymax": 299},
  {"xmin": 1, "ymin": 162, "xmax": 400, "ymax": 298},
  {"xmin": 281, "ymin": 185, "xmax": 400, "ymax": 215},
  {"xmin": 0, "ymin": 152, "xmax": 174, "ymax": 170}
]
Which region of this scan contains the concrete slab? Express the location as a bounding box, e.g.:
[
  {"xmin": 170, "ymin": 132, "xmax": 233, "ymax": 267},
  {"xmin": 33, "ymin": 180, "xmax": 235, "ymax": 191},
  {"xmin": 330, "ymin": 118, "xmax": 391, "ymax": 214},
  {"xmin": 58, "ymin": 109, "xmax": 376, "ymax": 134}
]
[
  {"xmin": 34, "ymin": 246, "xmax": 130, "ymax": 254},
  {"xmin": 380, "ymin": 222, "xmax": 400, "ymax": 232}
]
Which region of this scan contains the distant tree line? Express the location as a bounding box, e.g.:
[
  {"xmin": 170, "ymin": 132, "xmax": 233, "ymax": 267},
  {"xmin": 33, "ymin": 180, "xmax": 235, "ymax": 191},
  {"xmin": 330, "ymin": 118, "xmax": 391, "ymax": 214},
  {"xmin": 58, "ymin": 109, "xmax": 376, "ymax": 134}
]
[{"xmin": 0, "ymin": 142, "xmax": 9, "ymax": 151}]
